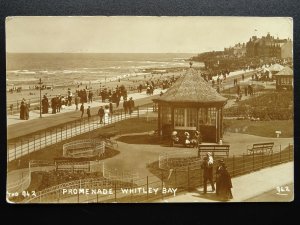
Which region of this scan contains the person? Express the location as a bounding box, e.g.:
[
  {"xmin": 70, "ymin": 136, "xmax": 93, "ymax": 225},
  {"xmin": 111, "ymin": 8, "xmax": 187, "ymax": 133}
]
[
  {"xmin": 123, "ymin": 99, "xmax": 128, "ymax": 114},
  {"xmin": 25, "ymin": 103, "xmax": 29, "ymax": 120},
  {"xmin": 201, "ymin": 152, "xmax": 215, "ymax": 194},
  {"xmin": 42, "ymin": 95, "xmax": 49, "ymax": 114},
  {"xmin": 104, "ymin": 105, "xmax": 110, "ymax": 123},
  {"xmin": 109, "ymin": 101, "xmax": 113, "ymax": 117},
  {"xmin": 98, "ymin": 106, "xmax": 105, "ymax": 124},
  {"xmin": 171, "ymin": 130, "xmax": 179, "ymax": 146},
  {"xmin": 128, "ymin": 97, "xmax": 135, "ymax": 115},
  {"xmin": 67, "ymin": 89, "xmax": 73, "ymax": 106},
  {"xmin": 190, "ymin": 130, "xmax": 201, "ymax": 148},
  {"xmin": 80, "ymin": 103, "xmax": 84, "ymax": 118},
  {"xmin": 75, "ymin": 95, "xmax": 80, "ymax": 110},
  {"xmin": 216, "ymin": 159, "xmax": 233, "ymax": 201},
  {"xmin": 51, "ymin": 97, "xmax": 57, "ymax": 114},
  {"xmin": 87, "ymin": 106, "xmax": 91, "ymax": 121},
  {"xmin": 88, "ymin": 90, "xmax": 93, "ymax": 103},
  {"xmin": 57, "ymin": 95, "xmax": 62, "ymax": 112},
  {"xmin": 184, "ymin": 131, "xmax": 191, "ymax": 147},
  {"xmin": 20, "ymin": 101, "xmax": 26, "ymax": 120}
]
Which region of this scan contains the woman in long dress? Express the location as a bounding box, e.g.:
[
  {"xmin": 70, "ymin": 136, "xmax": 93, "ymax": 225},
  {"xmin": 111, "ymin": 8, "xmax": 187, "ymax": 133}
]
[
  {"xmin": 216, "ymin": 160, "xmax": 233, "ymax": 201},
  {"xmin": 104, "ymin": 105, "xmax": 110, "ymax": 124}
]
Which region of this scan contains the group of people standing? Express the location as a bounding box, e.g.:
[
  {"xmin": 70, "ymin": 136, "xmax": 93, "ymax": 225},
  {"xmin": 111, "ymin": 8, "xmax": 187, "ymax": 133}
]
[
  {"xmin": 201, "ymin": 152, "xmax": 233, "ymax": 201},
  {"xmin": 78, "ymin": 97, "xmax": 135, "ymax": 124}
]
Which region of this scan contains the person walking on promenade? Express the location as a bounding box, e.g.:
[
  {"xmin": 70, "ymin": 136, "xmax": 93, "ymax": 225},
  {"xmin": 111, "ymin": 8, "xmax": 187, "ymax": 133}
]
[
  {"xmin": 87, "ymin": 106, "xmax": 91, "ymax": 121},
  {"xmin": 57, "ymin": 95, "xmax": 62, "ymax": 113},
  {"xmin": 25, "ymin": 103, "xmax": 29, "ymax": 120},
  {"xmin": 128, "ymin": 97, "xmax": 135, "ymax": 115},
  {"xmin": 201, "ymin": 152, "xmax": 215, "ymax": 194},
  {"xmin": 109, "ymin": 101, "xmax": 113, "ymax": 117},
  {"xmin": 98, "ymin": 106, "xmax": 105, "ymax": 124},
  {"xmin": 80, "ymin": 103, "xmax": 84, "ymax": 118},
  {"xmin": 42, "ymin": 95, "xmax": 49, "ymax": 114},
  {"xmin": 20, "ymin": 101, "xmax": 26, "ymax": 120},
  {"xmin": 75, "ymin": 95, "xmax": 80, "ymax": 110},
  {"xmin": 51, "ymin": 97, "xmax": 57, "ymax": 114},
  {"xmin": 216, "ymin": 159, "xmax": 233, "ymax": 201},
  {"xmin": 123, "ymin": 99, "xmax": 128, "ymax": 114}
]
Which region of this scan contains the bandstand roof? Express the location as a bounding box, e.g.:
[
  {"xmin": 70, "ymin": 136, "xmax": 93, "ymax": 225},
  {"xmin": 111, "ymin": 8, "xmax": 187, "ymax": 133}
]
[
  {"xmin": 269, "ymin": 63, "xmax": 284, "ymax": 72},
  {"xmin": 154, "ymin": 68, "xmax": 227, "ymax": 104},
  {"xmin": 275, "ymin": 66, "xmax": 293, "ymax": 76}
]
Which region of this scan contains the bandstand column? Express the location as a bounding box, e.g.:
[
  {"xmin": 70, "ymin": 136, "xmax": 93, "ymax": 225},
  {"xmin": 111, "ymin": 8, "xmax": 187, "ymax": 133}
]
[
  {"xmin": 171, "ymin": 105, "xmax": 174, "ymax": 131},
  {"xmin": 158, "ymin": 104, "xmax": 161, "ymax": 135},
  {"xmin": 220, "ymin": 107, "xmax": 223, "ymax": 139}
]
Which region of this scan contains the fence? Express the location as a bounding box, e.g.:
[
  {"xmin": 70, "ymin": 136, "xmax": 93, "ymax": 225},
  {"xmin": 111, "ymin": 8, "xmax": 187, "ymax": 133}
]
[
  {"xmin": 15, "ymin": 143, "xmax": 293, "ymax": 203},
  {"xmin": 21, "ymin": 161, "xmax": 139, "ymax": 203},
  {"xmin": 7, "ymin": 104, "xmax": 154, "ymax": 162},
  {"xmin": 62, "ymin": 139, "xmax": 106, "ymax": 158}
]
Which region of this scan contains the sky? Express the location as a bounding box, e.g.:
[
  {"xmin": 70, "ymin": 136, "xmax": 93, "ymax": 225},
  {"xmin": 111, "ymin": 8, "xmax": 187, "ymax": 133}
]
[{"xmin": 6, "ymin": 16, "xmax": 293, "ymax": 53}]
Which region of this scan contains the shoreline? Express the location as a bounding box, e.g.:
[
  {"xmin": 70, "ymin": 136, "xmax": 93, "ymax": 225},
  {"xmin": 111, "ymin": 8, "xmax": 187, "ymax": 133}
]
[{"xmin": 6, "ymin": 66, "xmax": 192, "ymax": 104}]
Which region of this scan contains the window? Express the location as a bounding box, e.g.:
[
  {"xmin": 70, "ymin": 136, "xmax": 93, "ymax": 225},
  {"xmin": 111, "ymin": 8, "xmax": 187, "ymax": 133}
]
[
  {"xmin": 198, "ymin": 108, "xmax": 217, "ymax": 126},
  {"xmin": 187, "ymin": 108, "xmax": 197, "ymax": 127},
  {"xmin": 174, "ymin": 108, "xmax": 184, "ymax": 127},
  {"xmin": 174, "ymin": 108, "xmax": 197, "ymax": 128},
  {"xmin": 207, "ymin": 108, "xmax": 216, "ymax": 125},
  {"xmin": 161, "ymin": 106, "xmax": 171, "ymax": 124}
]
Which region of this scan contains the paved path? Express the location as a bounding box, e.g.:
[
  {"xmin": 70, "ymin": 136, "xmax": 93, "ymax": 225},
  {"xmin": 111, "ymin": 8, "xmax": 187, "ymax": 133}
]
[
  {"xmin": 7, "ymin": 68, "xmax": 257, "ymax": 130},
  {"xmin": 7, "ymin": 88, "xmax": 165, "ymax": 135},
  {"xmin": 157, "ymin": 162, "xmax": 294, "ymax": 202}
]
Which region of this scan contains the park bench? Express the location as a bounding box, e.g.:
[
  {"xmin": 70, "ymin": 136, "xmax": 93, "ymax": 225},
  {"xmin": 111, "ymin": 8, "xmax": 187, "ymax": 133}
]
[
  {"xmin": 198, "ymin": 144, "xmax": 230, "ymax": 158},
  {"xmin": 247, "ymin": 142, "xmax": 274, "ymax": 155}
]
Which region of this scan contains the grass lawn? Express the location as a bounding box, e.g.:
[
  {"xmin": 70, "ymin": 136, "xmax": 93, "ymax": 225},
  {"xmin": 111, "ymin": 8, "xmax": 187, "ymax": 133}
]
[
  {"xmin": 224, "ymin": 119, "xmax": 293, "ymax": 138},
  {"xmin": 8, "ymin": 117, "xmax": 158, "ymax": 171}
]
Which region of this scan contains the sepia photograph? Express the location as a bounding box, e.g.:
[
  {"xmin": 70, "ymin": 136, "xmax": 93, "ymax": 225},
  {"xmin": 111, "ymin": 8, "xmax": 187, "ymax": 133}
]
[{"xmin": 6, "ymin": 16, "xmax": 294, "ymax": 203}]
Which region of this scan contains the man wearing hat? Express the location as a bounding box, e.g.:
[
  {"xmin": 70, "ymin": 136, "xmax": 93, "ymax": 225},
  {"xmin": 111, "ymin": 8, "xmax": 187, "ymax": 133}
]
[
  {"xmin": 201, "ymin": 152, "xmax": 215, "ymax": 194},
  {"xmin": 128, "ymin": 97, "xmax": 135, "ymax": 115}
]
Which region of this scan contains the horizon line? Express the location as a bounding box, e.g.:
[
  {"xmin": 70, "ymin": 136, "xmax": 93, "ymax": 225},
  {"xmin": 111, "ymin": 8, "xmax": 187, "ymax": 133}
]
[{"xmin": 6, "ymin": 52, "xmax": 200, "ymax": 54}]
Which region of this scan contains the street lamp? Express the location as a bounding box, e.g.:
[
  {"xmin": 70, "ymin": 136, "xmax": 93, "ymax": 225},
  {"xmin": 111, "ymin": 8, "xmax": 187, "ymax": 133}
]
[{"xmin": 38, "ymin": 78, "xmax": 43, "ymax": 118}]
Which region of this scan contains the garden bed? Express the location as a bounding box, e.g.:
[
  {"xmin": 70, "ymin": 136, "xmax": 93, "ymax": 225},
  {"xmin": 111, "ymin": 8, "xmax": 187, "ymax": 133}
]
[{"xmin": 224, "ymin": 90, "xmax": 293, "ymax": 120}]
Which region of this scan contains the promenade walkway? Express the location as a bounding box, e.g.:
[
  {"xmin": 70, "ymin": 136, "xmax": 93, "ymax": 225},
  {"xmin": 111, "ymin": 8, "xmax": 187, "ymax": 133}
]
[{"xmin": 157, "ymin": 162, "xmax": 294, "ymax": 202}]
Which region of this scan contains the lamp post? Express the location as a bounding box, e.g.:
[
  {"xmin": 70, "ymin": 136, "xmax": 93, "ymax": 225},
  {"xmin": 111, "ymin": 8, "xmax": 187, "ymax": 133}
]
[{"xmin": 38, "ymin": 78, "xmax": 43, "ymax": 118}]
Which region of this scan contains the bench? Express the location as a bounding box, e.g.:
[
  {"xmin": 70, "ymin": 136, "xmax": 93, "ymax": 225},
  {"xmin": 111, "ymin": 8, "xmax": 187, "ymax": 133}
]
[
  {"xmin": 198, "ymin": 144, "xmax": 230, "ymax": 158},
  {"xmin": 247, "ymin": 142, "xmax": 274, "ymax": 155}
]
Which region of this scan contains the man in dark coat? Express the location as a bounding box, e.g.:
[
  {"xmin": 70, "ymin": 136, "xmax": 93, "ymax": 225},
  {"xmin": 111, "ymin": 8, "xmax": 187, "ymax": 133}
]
[
  {"xmin": 80, "ymin": 103, "xmax": 84, "ymax": 118},
  {"xmin": 123, "ymin": 99, "xmax": 128, "ymax": 114},
  {"xmin": 109, "ymin": 101, "xmax": 113, "ymax": 117},
  {"xmin": 51, "ymin": 97, "xmax": 57, "ymax": 114},
  {"xmin": 87, "ymin": 106, "xmax": 91, "ymax": 121},
  {"xmin": 20, "ymin": 101, "xmax": 26, "ymax": 120},
  {"xmin": 201, "ymin": 153, "xmax": 215, "ymax": 194},
  {"xmin": 128, "ymin": 97, "xmax": 135, "ymax": 115},
  {"xmin": 98, "ymin": 106, "xmax": 105, "ymax": 124},
  {"xmin": 216, "ymin": 160, "xmax": 233, "ymax": 201},
  {"xmin": 42, "ymin": 95, "xmax": 49, "ymax": 114}
]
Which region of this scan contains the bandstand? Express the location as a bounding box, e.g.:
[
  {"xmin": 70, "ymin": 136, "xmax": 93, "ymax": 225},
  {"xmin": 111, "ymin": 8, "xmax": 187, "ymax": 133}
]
[{"xmin": 153, "ymin": 68, "xmax": 227, "ymax": 143}]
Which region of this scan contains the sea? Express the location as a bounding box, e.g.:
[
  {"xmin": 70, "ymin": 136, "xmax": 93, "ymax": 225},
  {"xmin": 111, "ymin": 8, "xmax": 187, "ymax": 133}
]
[{"xmin": 6, "ymin": 53, "xmax": 203, "ymax": 88}]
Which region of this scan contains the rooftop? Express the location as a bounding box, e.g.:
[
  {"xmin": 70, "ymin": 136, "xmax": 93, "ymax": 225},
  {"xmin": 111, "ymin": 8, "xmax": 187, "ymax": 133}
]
[
  {"xmin": 154, "ymin": 68, "xmax": 227, "ymax": 104},
  {"xmin": 275, "ymin": 66, "xmax": 293, "ymax": 76}
]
